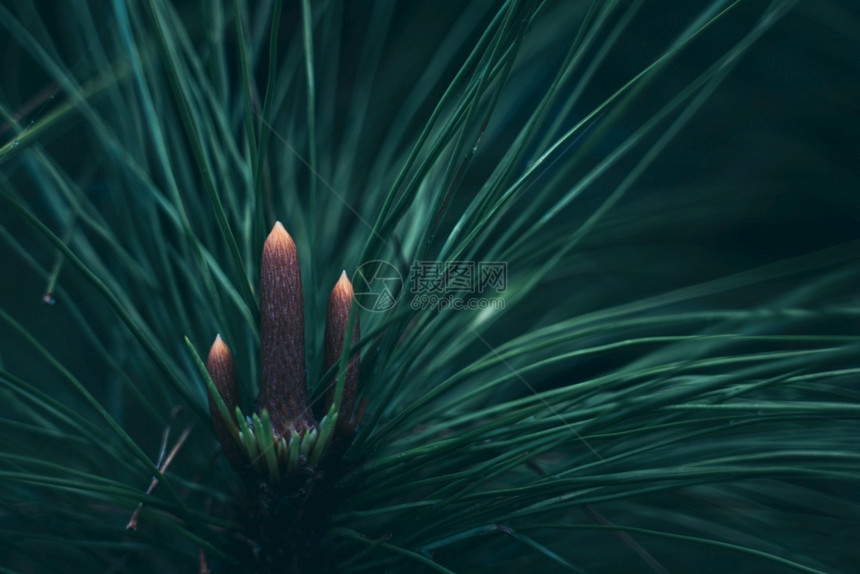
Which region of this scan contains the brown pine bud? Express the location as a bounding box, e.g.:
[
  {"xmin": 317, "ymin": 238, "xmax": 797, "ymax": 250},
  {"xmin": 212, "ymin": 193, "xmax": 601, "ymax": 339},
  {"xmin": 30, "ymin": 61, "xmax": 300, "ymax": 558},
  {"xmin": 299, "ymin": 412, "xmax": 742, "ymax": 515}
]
[
  {"xmin": 206, "ymin": 335, "xmax": 244, "ymax": 468},
  {"xmin": 259, "ymin": 222, "xmax": 313, "ymax": 435},
  {"xmin": 324, "ymin": 271, "xmax": 360, "ymax": 434}
]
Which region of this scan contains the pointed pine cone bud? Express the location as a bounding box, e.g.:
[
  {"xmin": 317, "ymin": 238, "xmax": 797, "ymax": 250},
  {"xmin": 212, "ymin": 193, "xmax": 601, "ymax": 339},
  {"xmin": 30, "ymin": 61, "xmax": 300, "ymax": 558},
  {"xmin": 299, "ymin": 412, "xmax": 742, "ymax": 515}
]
[
  {"xmin": 259, "ymin": 222, "xmax": 313, "ymax": 435},
  {"xmin": 324, "ymin": 271, "xmax": 361, "ymax": 434},
  {"xmin": 206, "ymin": 335, "xmax": 245, "ymax": 469}
]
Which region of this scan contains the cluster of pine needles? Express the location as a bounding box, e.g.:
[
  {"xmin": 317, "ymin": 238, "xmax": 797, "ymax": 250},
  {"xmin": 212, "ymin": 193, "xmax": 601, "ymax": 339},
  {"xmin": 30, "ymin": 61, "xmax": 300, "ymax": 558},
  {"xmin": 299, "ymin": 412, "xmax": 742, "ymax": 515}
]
[{"xmin": 0, "ymin": 1, "xmax": 858, "ymax": 572}]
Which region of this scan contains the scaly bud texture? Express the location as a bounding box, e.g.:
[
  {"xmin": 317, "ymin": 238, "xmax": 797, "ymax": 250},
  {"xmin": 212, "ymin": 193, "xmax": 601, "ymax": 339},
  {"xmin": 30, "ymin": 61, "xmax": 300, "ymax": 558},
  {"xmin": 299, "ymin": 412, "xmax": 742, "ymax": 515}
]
[
  {"xmin": 259, "ymin": 222, "xmax": 312, "ymax": 434},
  {"xmin": 324, "ymin": 271, "xmax": 360, "ymax": 434},
  {"xmin": 199, "ymin": 221, "xmax": 361, "ymax": 482},
  {"xmin": 206, "ymin": 335, "xmax": 244, "ymax": 468}
]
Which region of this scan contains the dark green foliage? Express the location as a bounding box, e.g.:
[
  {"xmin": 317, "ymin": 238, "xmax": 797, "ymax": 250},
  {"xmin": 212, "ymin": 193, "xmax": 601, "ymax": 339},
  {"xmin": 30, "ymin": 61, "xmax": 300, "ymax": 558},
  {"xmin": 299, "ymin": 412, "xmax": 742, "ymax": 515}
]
[{"xmin": 1, "ymin": 1, "xmax": 858, "ymax": 572}]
